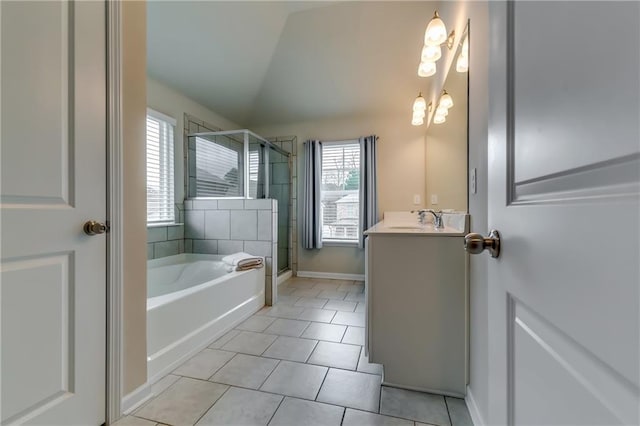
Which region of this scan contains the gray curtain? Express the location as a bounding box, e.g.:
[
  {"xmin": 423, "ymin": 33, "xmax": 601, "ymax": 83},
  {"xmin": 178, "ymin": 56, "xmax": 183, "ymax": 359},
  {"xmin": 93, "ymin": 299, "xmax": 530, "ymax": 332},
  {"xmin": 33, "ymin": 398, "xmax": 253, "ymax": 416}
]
[
  {"xmin": 359, "ymin": 135, "xmax": 378, "ymax": 248},
  {"xmin": 302, "ymin": 140, "xmax": 323, "ymax": 249}
]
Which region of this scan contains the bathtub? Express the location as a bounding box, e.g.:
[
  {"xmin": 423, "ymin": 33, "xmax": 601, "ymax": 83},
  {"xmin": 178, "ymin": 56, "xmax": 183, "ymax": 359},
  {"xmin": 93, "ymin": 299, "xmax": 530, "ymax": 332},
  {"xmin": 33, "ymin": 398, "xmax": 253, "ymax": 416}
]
[{"xmin": 147, "ymin": 254, "xmax": 265, "ymax": 382}]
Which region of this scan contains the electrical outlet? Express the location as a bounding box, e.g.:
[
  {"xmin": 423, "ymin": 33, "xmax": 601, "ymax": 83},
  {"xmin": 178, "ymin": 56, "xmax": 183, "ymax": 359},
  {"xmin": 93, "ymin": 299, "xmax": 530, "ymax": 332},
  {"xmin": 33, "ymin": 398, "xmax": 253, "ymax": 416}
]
[
  {"xmin": 471, "ymin": 168, "xmax": 477, "ymax": 194},
  {"xmin": 413, "ymin": 194, "xmax": 421, "ymax": 205},
  {"xmin": 431, "ymin": 194, "xmax": 438, "ymax": 205}
]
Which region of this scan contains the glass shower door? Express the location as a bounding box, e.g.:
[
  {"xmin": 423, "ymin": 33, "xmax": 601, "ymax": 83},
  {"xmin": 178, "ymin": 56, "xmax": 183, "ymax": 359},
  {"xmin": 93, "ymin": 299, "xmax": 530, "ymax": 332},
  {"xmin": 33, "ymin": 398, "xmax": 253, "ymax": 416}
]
[{"xmin": 268, "ymin": 145, "xmax": 290, "ymax": 273}]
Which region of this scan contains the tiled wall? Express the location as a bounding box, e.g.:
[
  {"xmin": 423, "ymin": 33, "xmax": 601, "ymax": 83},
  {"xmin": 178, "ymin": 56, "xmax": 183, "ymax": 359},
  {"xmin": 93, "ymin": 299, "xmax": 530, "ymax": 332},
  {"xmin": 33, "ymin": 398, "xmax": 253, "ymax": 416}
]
[
  {"xmin": 183, "ymin": 198, "xmax": 278, "ymax": 302},
  {"xmin": 147, "ymin": 203, "xmax": 186, "ymax": 260}
]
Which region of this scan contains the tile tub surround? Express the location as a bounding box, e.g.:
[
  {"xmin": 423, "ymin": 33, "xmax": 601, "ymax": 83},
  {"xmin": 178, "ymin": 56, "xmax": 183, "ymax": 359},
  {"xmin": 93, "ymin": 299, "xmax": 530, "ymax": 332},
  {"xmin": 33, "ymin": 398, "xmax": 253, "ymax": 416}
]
[
  {"xmin": 147, "ymin": 203, "xmax": 186, "ymax": 260},
  {"xmin": 129, "ymin": 277, "xmax": 474, "ymax": 426},
  {"xmin": 183, "ymin": 198, "xmax": 279, "ymax": 302}
]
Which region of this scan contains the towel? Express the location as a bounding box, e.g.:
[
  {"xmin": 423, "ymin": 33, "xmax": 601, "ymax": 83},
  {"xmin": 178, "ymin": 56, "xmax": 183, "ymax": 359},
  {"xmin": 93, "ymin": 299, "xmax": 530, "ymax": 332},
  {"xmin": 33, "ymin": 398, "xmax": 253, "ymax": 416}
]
[{"xmin": 222, "ymin": 252, "xmax": 264, "ymax": 271}]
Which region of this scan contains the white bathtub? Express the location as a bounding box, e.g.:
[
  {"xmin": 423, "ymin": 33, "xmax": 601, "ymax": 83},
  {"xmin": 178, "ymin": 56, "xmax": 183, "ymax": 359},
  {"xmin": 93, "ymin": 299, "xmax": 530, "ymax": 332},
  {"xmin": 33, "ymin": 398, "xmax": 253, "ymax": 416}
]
[{"xmin": 147, "ymin": 254, "xmax": 265, "ymax": 382}]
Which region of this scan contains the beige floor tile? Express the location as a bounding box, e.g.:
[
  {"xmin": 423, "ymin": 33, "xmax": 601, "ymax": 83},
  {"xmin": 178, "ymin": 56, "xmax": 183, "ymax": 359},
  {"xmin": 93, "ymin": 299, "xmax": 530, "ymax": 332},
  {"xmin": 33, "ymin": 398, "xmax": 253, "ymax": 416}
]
[
  {"xmin": 317, "ymin": 290, "xmax": 348, "ymax": 300},
  {"xmin": 262, "ymin": 335, "xmax": 318, "ymax": 362},
  {"xmin": 332, "ymin": 311, "xmax": 365, "ymax": 327},
  {"xmin": 196, "ymin": 387, "xmax": 282, "ymax": 426},
  {"xmin": 342, "ymin": 408, "xmax": 413, "ymax": 426},
  {"xmin": 236, "ymin": 315, "xmax": 276, "ymax": 332},
  {"xmin": 297, "ymin": 308, "xmax": 336, "ymax": 323},
  {"xmin": 380, "ymin": 386, "xmax": 450, "ymax": 426},
  {"xmin": 264, "ymin": 318, "xmax": 310, "ymax": 337},
  {"xmin": 308, "ymin": 341, "xmax": 361, "ymax": 370},
  {"xmin": 342, "ymin": 326, "xmax": 365, "ymax": 345},
  {"xmin": 221, "ymin": 331, "xmax": 278, "ymax": 355},
  {"xmin": 357, "ymin": 349, "xmax": 383, "ymax": 375},
  {"xmin": 301, "ymin": 322, "xmax": 346, "ymax": 342},
  {"xmin": 260, "ymin": 361, "xmax": 327, "ymax": 400},
  {"xmin": 269, "ymin": 397, "xmax": 344, "ymax": 426},
  {"xmin": 317, "ymin": 369, "xmax": 381, "ymax": 412},
  {"xmin": 209, "ymin": 354, "xmax": 279, "ymax": 389},
  {"xmin": 208, "ymin": 329, "xmax": 240, "ymax": 349},
  {"xmin": 294, "ymin": 297, "xmax": 328, "ymax": 309},
  {"xmin": 324, "ymin": 299, "xmax": 357, "ymax": 312}
]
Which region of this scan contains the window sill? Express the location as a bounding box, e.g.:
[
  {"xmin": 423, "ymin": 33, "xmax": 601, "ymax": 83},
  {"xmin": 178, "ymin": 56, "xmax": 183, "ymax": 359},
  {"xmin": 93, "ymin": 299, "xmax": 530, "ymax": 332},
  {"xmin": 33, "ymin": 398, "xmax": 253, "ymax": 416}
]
[
  {"xmin": 147, "ymin": 222, "xmax": 183, "ymax": 228},
  {"xmin": 322, "ymin": 240, "xmax": 359, "ymax": 248}
]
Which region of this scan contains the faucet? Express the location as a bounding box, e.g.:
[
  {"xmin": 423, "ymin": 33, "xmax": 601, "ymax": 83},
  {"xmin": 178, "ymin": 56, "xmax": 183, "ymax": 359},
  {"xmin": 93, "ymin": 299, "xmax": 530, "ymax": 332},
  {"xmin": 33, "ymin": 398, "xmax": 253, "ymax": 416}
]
[{"xmin": 412, "ymin": 209, "xmax": 445, "ymax": 229}]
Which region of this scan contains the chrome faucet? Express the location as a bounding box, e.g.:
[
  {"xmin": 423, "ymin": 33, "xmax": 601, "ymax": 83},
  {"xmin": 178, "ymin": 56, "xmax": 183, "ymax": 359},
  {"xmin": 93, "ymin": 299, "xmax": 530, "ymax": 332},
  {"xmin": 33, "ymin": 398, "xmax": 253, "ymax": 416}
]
[{"xmin": 412, "ymin": 209, "xmax": 445, "ymax": 229}]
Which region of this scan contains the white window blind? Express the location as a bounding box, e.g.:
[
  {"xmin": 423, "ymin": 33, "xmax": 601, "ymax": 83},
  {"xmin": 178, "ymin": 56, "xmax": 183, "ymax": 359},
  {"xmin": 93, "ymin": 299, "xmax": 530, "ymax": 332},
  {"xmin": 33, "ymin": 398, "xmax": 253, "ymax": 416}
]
[
  {"xmin": 321, "ymin": 141, "xmax": 361, "ymax": 242},
  {"xmin": 146, "ymin": 109, "xmax": 175, "ymax": 224}
]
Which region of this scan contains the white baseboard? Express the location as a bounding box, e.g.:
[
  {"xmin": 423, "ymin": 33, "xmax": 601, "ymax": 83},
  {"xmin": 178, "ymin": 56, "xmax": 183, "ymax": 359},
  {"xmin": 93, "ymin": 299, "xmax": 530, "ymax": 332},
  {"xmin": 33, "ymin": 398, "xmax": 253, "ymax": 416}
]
[
  {"xmin": 296, "ymin": 270, "xmax": 365, "ymax": 282},
  {"xmin": 277, "ymin": 270, "xmax": 293, "ymax": 285},
  {"xmin": 465, "ymin": 385, "xmax": 485, "ymax": 426},
  {"xmin": 121, "ymin": 382, "xmax": 153, "ymax": 415}
]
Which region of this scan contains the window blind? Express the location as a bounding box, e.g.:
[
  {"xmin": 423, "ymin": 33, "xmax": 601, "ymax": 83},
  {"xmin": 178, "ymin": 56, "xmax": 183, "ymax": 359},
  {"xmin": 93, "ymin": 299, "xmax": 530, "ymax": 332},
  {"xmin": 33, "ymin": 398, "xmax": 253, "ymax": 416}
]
[
  {"xmin": 146, "ymin": 110, "xmax": 175, "ymax": 224},
  {"xmin": 321, "ymin": 142, "xmax": 361, "ymax": 242}
]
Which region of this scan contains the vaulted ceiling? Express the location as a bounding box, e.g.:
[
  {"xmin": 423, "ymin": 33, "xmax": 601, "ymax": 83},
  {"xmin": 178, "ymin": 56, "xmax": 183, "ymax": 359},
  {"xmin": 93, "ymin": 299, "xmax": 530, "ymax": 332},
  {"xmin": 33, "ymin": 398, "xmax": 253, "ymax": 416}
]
[{"xmin": 147, "ymin": 1, "xmax": 438, "ymax": 127}]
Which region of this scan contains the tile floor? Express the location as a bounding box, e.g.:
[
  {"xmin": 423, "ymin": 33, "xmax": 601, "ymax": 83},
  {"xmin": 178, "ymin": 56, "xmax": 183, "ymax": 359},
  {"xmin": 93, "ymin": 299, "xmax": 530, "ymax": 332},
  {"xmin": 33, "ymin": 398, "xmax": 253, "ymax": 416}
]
[{"xmin": 116, "ymin": 277, "xmax": 473, "ymax": 426}]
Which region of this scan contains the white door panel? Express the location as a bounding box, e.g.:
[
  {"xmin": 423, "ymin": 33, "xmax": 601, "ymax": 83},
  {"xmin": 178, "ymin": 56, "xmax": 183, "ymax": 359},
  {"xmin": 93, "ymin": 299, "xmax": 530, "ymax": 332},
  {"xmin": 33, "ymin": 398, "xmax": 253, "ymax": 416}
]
[
  {"xmin": 487, "ymin": 2, "xmax": 639, "ymax": 425},
  {"xmin": 1, "ymin": 1, "xmax": 106, "ymax": 425}
]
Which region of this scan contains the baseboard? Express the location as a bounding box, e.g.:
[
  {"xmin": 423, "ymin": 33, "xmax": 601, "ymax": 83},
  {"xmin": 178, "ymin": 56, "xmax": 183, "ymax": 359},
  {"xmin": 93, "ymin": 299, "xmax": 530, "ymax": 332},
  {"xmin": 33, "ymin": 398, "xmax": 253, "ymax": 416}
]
[
  {"xmin": 121, "ymin": 382, "xmax": 153, "ymax": 415},
  {"xmin": 277, "ymin": 270, "xmax": 293, "ymax": 285},
  {"xmin": 465, "ymin": 385, "xmax": 485, "ymax": 426},
  {"xmin": 381, "ymin": 380, "xmax": 465, "ymax": 398},
  {"xmin": 296, "ymin": 270, "xmax": 365, "ymax": 282}
]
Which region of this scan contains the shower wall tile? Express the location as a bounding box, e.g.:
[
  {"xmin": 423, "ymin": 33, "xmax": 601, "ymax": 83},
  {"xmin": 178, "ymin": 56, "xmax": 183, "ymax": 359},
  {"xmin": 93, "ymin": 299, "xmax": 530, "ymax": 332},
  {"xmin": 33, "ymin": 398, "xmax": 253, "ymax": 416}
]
[
  {"xmin": 155, "ymin": 240, "xmax": 180, "ymax": 258},
  {"xmin": 194, "ymin": 199, "xmax": 218, "ymax": 210},
  {"xmin": 257, "ymin": 210, "xmax": 272, "ymax": 241},
  {"xmin": 148, "ymin": 227, "xmax": 168, "ymax": 243},
  {"xmin": 244, "ymin": 241, "xmax": 272, "ymax": 258},
  {"xmin": 147, "ymin": 220, "xmax": 186, "ymax": 260},
  {"xmin": 244, "ymin": 199, "xmax": 272, "ymax": 210},
  {"xmin": 185, "ymin": 210, "xmax": 205, "ymax": 239},
  {"xmin": 218, "ymin": 199, "xmax": 244, "ymax": 210},
  {"xmin": 218, "ymin": 240, "xmax": 244, "ymax": 255},
  {"xmin": 184, "ymin": 239, "xmax": 193, "ymax": 253},
  {"xmin": 205, "ymin": 210, "xmax": 230, "ymax": 239},
  {"xmin": 193, "ymin": 239, "xmax": 218, "ymax": 254},
  {"xmin": 230, "ymin": 210, "xmax": 257, "ymax": 240}
]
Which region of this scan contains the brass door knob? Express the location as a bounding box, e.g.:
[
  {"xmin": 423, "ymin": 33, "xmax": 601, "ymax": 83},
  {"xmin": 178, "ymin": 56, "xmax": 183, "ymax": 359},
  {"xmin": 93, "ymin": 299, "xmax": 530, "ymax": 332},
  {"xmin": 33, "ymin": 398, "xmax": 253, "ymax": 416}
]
[
  {"xmin": 83, "ymin": 220, "xmax": 109, "ymax": 235},
  {"xmin": 464, "ymin": 230, "xmax": 500, "ymax": 258}
]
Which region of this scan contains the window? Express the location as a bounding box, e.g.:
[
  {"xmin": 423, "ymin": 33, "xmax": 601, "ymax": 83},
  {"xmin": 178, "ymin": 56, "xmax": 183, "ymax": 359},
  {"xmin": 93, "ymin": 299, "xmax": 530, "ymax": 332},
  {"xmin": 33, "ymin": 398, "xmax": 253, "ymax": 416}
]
[
  {"xmin": 146, "ymin": 109, "xmax": 175, "ymax": 224},
  {"xmin": 321, "ymin": 141, "xmax": 361, "ymax": 243}
]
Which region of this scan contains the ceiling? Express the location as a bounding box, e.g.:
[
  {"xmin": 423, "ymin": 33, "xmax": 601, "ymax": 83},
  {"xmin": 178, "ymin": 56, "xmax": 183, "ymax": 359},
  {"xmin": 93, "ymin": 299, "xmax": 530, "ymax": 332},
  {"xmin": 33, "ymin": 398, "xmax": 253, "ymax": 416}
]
[{"xmin": 147, "ymin": 1, "xmax": 438, "ymax": 126}]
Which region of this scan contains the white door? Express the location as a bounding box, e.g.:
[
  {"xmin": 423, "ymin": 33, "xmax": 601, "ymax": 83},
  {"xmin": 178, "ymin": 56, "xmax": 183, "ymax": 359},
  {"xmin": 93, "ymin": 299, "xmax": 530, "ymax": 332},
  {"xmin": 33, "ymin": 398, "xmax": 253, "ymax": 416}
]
[
  {"xmin": 485, "ymin": 2, "xmax": 639, "ymax": 425},
  {"xmin": 1, "ymin": 1, "xmax": 106, "ymax": 425}
]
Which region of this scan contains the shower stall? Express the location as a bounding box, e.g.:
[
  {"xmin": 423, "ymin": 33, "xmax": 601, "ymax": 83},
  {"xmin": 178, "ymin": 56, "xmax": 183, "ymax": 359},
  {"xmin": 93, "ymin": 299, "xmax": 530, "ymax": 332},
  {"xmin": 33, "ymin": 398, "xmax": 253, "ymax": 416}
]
[{"xmin": 186, "ymin": 130, "xmax": 292, "ymax": 274}]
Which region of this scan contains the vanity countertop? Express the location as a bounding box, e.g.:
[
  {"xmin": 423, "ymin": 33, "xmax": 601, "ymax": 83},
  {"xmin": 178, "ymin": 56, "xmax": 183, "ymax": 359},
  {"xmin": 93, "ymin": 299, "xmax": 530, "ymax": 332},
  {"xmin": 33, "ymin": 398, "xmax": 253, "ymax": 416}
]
[
  {"xmin": 364, "ymin": 212, "xmax": 469, "ymax": 236},
  {"xmin": 364, "ymin": 221, "xmax": 465, "ymax": 236}
]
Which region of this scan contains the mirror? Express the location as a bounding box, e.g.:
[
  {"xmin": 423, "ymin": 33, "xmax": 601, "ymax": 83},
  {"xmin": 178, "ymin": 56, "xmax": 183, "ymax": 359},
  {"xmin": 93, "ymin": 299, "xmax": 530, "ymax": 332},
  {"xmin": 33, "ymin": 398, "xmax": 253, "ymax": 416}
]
[{"xmin": 425, "ymin": 22, "xmax": 469, "ymax": 212}]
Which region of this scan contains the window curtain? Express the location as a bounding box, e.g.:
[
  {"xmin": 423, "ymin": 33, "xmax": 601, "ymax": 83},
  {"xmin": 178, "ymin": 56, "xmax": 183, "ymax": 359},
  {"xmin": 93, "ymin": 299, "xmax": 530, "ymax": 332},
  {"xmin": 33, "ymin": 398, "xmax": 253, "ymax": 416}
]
[
  {"xmin": 359, "ymin": 135, "xmax": 378, "ymax": 248},
  {"xmin": 302, "ymin": 140, "xmax": 323, "ymax": 249}
]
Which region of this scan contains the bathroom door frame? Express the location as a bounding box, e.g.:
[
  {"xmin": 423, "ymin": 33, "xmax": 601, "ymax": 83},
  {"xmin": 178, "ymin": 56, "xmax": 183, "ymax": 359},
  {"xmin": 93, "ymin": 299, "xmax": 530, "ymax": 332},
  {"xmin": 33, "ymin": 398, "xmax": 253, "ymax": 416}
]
[{"xmin": 105, "ymin": 1, "xmax": 125, "ymax": 423}]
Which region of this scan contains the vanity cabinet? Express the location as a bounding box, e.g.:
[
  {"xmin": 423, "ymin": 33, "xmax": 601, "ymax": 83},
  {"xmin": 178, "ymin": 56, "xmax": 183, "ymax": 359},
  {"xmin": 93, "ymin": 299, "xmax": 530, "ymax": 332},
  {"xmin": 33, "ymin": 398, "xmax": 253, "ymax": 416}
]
[{"xmin": 365, "ymin": 221, "xmax": 468, "ymax": 397}]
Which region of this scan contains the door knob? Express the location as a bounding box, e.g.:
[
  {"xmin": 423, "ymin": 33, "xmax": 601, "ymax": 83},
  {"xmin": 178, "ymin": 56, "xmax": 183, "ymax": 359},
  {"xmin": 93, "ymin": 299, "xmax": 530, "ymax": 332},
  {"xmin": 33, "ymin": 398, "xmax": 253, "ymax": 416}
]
[
  {"xmin": 83, "ymin": 220, "xmax": 109, "ymax": 235},
  {"xmin": 464, "ymin": 230, "xmax": 501, "ymax": 258}
]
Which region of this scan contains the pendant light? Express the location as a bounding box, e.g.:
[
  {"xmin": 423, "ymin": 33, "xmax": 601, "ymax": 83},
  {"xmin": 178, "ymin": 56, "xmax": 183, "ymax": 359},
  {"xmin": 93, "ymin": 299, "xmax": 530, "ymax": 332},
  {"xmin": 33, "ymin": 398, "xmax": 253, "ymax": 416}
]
[
  {"xmin": 433, "ymin": 114, "xmax": 446, "ymax": 124},
  {"xmin": 424, "ymin": 11, "xmax": 447, "ymax": 46},
  {"xmin": 412, "ymin": 116, "xmax": 424, "ymax": 126},
  {"xmin": 436, "ymin": 106, "xmax": 449, "ymax": 117}
]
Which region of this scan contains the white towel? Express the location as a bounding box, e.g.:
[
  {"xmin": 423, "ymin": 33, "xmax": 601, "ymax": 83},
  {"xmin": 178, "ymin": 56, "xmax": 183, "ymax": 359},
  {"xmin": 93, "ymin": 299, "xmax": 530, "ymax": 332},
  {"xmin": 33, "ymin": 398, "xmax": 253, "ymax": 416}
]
[
  {"xmin": 222, "ymin": 252, "xmax": 254, "ymax": 265},
  {"xmin": 222, "ymin": 252, "xmax": 264, "ymax": 272}
]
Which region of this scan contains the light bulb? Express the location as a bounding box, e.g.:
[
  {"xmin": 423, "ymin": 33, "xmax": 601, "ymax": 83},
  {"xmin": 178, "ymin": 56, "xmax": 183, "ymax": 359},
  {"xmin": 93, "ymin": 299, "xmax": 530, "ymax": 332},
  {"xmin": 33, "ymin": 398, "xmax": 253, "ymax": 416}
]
[
  {"xmin": 413, "ymin": 93, "xmax": 427, "ymax": 111},
  {"xmin": 456, "ymin": 55, "xmax": 469, "ymax": 73},
  {"xmin": 413, "ymin": 109, "xmax": 426, "ymax": 119},
  {"xmin": 421, "ymin": 44, "xmax": 442, "ymax": 62},
  {"xmin": 433, "ymin": 114, "xmax": 446, "ymax": 124},
  {"xmin": 424, "ymin": 11, "xmax": 447, "ymax": 46},
  {"xmin": 440, "ymin": 91, "xmax": 454, "ymax": 109},
  {"xmin": 461, "ymin": 36, "xmax": 469, "ymax": 58},
  {"xmin": 436, "ymin": 106, "xmax": 448, "ymax": 117},
  {"xmin": 412, "ymin": 116, "xmax": 424, "ymax": 126},
  {"xmin": 418, "ymin": 61, "xmax": 436, "ymax": 77}
]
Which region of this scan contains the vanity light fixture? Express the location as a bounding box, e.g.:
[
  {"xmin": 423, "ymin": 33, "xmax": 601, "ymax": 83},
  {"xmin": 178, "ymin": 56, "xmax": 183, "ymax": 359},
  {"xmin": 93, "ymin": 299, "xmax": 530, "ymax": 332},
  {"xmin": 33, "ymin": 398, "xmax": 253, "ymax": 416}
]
[
  {"xmin": 433, "ymin": 114, "xmax": 446, "ymax": 124},
  {"xmin": 456, "ymin": 35, "xmax": 469, "ymax": 73},
  {"xmin": 418, "ymin": 11, "xmax": 456, "ymax": 78},
  {"xmin": 439, "ymin": 90, "xmax": 454, "ymax": 109},
  {"xmin": 413, "ymin": 92, "xmax": 427, "ymax": 111},
  {"xmin": 424, "ymin": 11, "xmax": 448, "ymax": 46},
  {"xmin": 417, "ymin": 61, "xmax": 436, "ymax": 77},
  {"xmin": 436, "ymin": 106, "xmax": 449, "ymax": 117},
  {"xmin": 421, "ymin": 44, "xmax": 442, "ymax": 62},
  {"xmin": 412, "ymin": 116, "xmax": 425, "ymax": 126}
]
